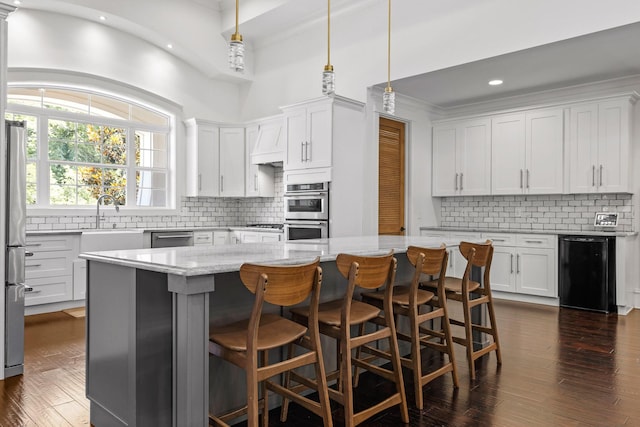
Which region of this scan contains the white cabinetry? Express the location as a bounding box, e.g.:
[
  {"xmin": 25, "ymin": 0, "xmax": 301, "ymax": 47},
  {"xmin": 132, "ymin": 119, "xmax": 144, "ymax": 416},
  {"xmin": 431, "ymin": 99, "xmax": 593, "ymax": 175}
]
[
  {"xmin": 245, "ymin": 124, "xmax": 275, "ymax": 197},
  {"xmin": 419, "ymin": 230, "xmax": 482, "ymax": 277},
  {"xmin": 185, "ymin": 119, "xmax": 219, "ymax": 197},
  {"xmin": 185, "ymin": 119, "xmax": 245, "ymax": 197},
  {"xmin": 491, "ymin": 108, "xmax": 563, "ymax": 195},
  {"xmin": 432, "ymin": 118, "xmax": 491, "ymax": 196},
  {"xmin": 485, "ymin": 233, "xmax": 556, "ymax": 297},
  {"xmin": 219, "ymin": 127, "xmax": 245, "ymax": 197},
  {"xmin": 213, "ymin": 231, "xmax": 230, "ymax": 245},
  {"xmin": 568, "ymin": 97, "xmax": 633, "ymax": 193},
  {"xmin": 283, "ymin": 100, "xmax": 332, "ymax": 172},
  {"xmin": 193, "ymin": 231, "xmax": 213, "ymax": 246},
  {"xmin": 25, "ymin": 234, "xmax": 79, "ymax": 306},
  {"xmin": 237, "ymin": 231, "xmax": 283, "ymax": 243}
]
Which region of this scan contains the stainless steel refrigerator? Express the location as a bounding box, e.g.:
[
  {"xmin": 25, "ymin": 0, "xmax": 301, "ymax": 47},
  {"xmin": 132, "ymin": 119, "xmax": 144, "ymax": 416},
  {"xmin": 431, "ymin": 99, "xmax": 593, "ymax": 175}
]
[{"xmin": 4, "ymin": 120, "xmax": 27, "ymax": 378}]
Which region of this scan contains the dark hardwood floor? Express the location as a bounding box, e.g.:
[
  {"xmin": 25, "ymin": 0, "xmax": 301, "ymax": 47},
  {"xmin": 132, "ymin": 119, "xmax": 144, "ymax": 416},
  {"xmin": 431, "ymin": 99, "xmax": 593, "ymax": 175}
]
[{"xmin": 1, "ymin": 300, "xmax": 639, "ymax": 426}]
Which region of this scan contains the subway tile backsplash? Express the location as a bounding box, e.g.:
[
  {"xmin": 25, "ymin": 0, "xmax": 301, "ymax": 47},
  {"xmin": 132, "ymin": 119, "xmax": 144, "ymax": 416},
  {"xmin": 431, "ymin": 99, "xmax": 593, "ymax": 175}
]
[
  {"xmin": 440, "ymin": 193, "xmax": 633, "ymax": 232},
  {"xmin": 27, "ymin": 169, "xmax": 285, "ymax": 231}
]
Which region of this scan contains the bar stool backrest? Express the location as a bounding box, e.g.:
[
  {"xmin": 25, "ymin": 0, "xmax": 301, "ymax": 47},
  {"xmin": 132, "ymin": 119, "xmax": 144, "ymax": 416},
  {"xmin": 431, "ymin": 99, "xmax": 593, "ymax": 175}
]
[
  {"xmin": 239, "ymin": 257, "xmax": 322, "ymax": 307},
  {"xmin": 335, "ymin": 251, "xmax": 396, "ymax": 290}
]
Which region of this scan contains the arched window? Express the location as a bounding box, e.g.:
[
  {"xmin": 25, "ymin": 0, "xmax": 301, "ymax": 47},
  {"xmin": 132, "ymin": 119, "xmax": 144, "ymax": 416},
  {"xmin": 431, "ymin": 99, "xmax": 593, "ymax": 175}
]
[{"xmin": 5, "ymin": 85, "xmax": 174, "ymax": 209}]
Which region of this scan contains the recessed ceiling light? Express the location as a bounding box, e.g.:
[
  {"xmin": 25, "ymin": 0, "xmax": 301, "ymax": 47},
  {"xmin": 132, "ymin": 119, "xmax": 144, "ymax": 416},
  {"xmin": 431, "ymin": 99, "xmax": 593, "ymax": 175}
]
[
  {"xmin": 99, "ymin": 15, "xmax": 106, "ymax": 21},
  {"xmin": 167, "ymin": 44, "xmax": 173, "ymax": 49},
  {"xmin": 488, "ymin": 79, "xmax": 503, "ymax": 86},
  {"xmin": 13, "ymin": 0, "xmax": 21, "ymax": 5}
]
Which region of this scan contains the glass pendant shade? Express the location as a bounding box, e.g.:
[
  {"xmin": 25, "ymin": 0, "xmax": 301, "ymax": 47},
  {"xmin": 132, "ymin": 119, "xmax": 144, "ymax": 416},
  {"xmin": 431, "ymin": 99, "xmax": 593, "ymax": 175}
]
[
  {"xmin": 229, "ymin": 34, "xmax": 244, "ymax": 72},
  {"xmin": 322, "ymin": 65, "xmax": 335, "ymax": 95},
  {"xmin": 383, "ymin": 87, "xmax": 395, "ymax": 115}
]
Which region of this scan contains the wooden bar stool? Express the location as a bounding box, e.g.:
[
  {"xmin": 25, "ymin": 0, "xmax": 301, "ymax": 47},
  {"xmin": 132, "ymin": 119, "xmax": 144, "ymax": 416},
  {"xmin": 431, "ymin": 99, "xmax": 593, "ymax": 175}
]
[
  {"xmin": 422, "ymin": 240, "xmax": 502, "ymax": 380},
  {"xmin": 208, "ymin": 257, "xmax": 333, "ymax": 427},
  {"xmin": 284, "ymin": 252, "xmax": 409, "ymax": 427},
  {"xmin": 358, "ymin": 245, "xmax": 459, "ymax": 409}
]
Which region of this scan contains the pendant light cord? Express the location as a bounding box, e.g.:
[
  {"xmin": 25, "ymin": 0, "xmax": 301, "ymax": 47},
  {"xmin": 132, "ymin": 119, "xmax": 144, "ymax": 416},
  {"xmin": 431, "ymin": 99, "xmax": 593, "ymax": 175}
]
[
  {"xmin": 387, "ymin": 0, "xmax": 391, "ymax": 90},
  {"xmin": 327, "ymin": 0, "xmax": 331, "ymax": 67}
]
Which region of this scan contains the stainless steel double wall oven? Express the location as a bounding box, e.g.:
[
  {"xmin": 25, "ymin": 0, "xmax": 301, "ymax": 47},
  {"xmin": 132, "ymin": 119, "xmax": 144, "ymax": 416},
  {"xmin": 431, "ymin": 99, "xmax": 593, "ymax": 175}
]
[{"xmin": 283, "ymin": 182, "xmax": 329, "ymax": 240}]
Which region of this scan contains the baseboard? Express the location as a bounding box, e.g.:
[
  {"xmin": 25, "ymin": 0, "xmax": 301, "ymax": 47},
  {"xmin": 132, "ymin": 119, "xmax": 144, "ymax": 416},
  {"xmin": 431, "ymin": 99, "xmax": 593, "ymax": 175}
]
[{"xmin": 25, "ymin": 299, "xmax": 85, "ymax": 316}]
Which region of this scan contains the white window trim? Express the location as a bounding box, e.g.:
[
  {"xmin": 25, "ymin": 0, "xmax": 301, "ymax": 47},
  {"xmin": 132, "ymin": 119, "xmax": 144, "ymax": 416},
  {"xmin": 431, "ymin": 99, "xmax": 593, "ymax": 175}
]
[{"xmin": 6, "ymin": 83, "xmax": 180, "ymax": 215}]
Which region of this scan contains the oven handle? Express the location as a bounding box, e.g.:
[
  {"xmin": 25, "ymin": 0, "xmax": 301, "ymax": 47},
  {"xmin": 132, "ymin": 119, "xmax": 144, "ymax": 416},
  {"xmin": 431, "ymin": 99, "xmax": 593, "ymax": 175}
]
[
  {"xmin": 285, "ymin": 221, "xmax": 327, "ymax": 227},
  {"xmin": 284, "ymin": 192, "xmax": 327, "ymax": 197}
]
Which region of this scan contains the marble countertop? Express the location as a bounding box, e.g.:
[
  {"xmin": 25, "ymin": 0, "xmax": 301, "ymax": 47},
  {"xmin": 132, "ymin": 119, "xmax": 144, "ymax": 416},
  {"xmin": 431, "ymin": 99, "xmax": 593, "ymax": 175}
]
[
  {"xmin": 27, "ymin": 226, "xmax": 284, "ymax": 236},
  {"xmin": 419, "ymin": 226, "xmax": 637, "ymax": 237},
  {"xmin": 80, "ymin": 235, "xmax": 459, "ymax": 276}
]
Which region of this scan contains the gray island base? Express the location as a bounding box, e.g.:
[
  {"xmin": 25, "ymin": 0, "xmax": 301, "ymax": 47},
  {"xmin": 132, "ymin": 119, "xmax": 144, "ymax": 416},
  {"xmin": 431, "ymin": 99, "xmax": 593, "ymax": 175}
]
[{"xmin": 81, "ymin": 236, "xmax": 463, "ymax": 427}]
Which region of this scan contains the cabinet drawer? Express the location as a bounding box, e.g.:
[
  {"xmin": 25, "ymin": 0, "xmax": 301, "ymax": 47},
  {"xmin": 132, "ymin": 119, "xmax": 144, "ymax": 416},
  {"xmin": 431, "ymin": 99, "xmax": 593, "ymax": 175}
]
[
  {"xmin": 483, "ymin": 233, "xmax": 516, "ymax": 246},
  {"xmin": 24, "ymin": 275, "xmax": 73, "ymax": 306},
  {"xmin": 193, "ymin": 231, "xmax": 213, "ymax": 246},
  {"xmin": 25, "ymin": 251, "xmax": 73, "ymax": 279},
  {"xmin": 516, "ymin": 234, "xmax": 555, "ymax": 248},
  {"xmin": 26, "ymin": 234, "xmax": 77, "ymax": 252}
]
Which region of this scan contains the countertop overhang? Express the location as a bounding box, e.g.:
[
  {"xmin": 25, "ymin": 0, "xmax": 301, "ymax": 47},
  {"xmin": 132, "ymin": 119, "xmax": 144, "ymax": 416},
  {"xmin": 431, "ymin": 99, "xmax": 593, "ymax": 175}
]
[{"xmin": 79, "ymin": 235, "xmax": 460, "ymax": 276}]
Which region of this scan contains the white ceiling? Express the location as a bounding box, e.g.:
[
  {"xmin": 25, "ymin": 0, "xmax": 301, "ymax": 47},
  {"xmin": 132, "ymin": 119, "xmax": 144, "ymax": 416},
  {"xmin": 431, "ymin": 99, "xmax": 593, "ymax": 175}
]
[
  {"xmin": 6, "ymin": 0, "xmax": 640, "ymax": 108},
  {"xmin": 376, "ymin": 21, "xmax": 640, "ymax": 108}
]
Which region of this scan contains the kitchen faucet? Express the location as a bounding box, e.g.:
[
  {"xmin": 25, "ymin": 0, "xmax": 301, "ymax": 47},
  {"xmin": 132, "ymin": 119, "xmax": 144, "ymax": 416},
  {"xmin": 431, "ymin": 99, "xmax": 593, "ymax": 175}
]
[{"xmin": 96, "ymin": 194, "xmax": 120, "ymax": 229}]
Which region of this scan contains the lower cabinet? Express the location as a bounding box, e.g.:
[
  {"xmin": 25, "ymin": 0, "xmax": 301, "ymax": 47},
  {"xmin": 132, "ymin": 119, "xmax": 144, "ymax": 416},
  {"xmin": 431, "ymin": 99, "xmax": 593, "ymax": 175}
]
[
  {"xmin": 485, "ymin": 233, "xmax": 556, "ymax": 297},
  {"xmin": 25, "ymin": 234, "xmax": 79, "ymax": 306},
  {"xmin": 238, "ymin": 231, "xmax": 283, "ymax": 243},
  {"xmin": 420, "ymin": 230, "xmax": 557, "ymax": 298}
]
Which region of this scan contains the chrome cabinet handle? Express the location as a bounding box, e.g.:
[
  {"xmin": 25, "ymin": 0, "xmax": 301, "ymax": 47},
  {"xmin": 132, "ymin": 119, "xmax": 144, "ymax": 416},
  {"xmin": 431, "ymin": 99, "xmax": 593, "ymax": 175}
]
[
  {"xmin": 592, "ymin": 165, "xmax": 595, "ymax": 187},
  {"xmin": 26, "ymin": 243, "xmax": 42, "ymax": 247},
  {"xmin": 455, "ymin": 173, "xmax": 459, "ymax": 191},
  {"xmin": 254, "ymin": 174, "xmax": 258, "ymax": 191},
  {"xmin": 198, "ymin": 173, "xmax": 202, "ymax": 191},
  {"xmin": 301, "ymin": 142, "xmax": 305, "ymax": 162},
  {"xmin": 220, "ymin": 175, "xmax": 224, "ymax": 193},
  {"xmin": 26, "ymin": 264, "xmax": 42, "ymax": 268},
  {"xmin": 155, "ymin": 234, "xmax": 193, "ymax": 239},
  {"xmin": 25, "ymin": 251, "xmax": 34, "ymax": 257},
  {"xmin": 599, "ymin": 165, "xmax": 603, "ymax": 186},
  {"xmin": 524, "ymin": 239, "xmax": 544, "ymax": 244},
  {"xmin": 24, "ymin": 286, "xmax": 41, "ymax": 294},
  {"xmin": 510, "ymin": 254, "xmax": 514, "ymax": 274},
  {"xmin": 517, "ymin": 254, "xmax": 520, "ymax": 274},
  {"xmin": 526, "ymin": 169, "xmax": 530, "ymax": 189},
  {"xmin": 460, "ymin": 173, "xmax": 463, "ymax": 191},
  {"xmin": 520, "ymin": 169, "xmax": 523, "ymax": 189}
]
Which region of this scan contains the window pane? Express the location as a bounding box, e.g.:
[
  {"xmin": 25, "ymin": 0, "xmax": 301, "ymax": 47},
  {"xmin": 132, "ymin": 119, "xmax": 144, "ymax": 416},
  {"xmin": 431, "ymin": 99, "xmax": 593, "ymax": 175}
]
[
  {"xmin": 7, "ymin": 87, "xmax": 42, "ymax": 108},
  {"xmin": 5, "ymin": 113, "xmax": 38, "ymax": 159},
  {"xmin": 49, "ymin": 120, "xmax": 77, "ymax": 161},
  {"xmin": 26, "ymin": 162, "xmax": 37, "ymax": 205},
  {"xmin": 76, "ymin": 142, "xmax": 102, "ymax": 164},
  {"xmin": 131, "ymin": 104, "xmax": 169, "ymax": 126},
  {"xmin": 136, "ymin": 188, "xmax": 166, "ymax": 207},
  {"xmin": 90, "ymin": 94, "xmax": 130, "ymax": 120},
  {"xmin": 135, "ymin": 131, "xmax": 167, "ymax": 168},
  {"xmin": 136, "ymin": 170, "xmax": 166, "ymax": 207},
  {"xmin": 49, "ymin": 164, "xmax": 78, "ymax": 205},
  {"xmin": 43, "ymin": 89, "xmax": 89, "ymax": 114},
  {"xmin": 77, "ymin": 166, "xmax": 127, "ymax": 206}
]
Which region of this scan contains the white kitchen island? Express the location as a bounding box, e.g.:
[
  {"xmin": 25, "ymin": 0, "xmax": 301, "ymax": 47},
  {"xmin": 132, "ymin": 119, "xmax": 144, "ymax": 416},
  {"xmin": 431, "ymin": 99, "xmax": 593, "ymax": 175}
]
[{"xmin": 81, "ymin": 235, "xmax": 459, "ymax": 427}]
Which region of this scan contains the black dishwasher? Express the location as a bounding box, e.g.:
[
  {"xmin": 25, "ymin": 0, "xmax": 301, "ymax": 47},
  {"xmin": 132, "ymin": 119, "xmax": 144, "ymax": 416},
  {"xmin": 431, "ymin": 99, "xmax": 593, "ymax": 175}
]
[{"xmin": 558, "ymin": 235, "xmax": 616, "ymax": 313}]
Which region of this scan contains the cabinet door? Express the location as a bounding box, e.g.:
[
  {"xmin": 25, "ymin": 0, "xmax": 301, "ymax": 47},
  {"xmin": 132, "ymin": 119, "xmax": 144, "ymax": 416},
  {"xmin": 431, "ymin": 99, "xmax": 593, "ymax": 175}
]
[
  {"xmin": 598, "ymin": 99, "xmax": 630, "ymax": 193},
  {"xmin": 568, "ymin": 104, "xmax": 598, "ymax": 193},
  {"xmin": 525, "ymin": 108, "xmax": 564, "ymax": 194},
  {"xmin": 489, "ymin": 247, "xmax": 516, "ymax": 293},
  {"xmin": 516, "ymin": 247, "xmax": 556, "ymax": 297},
  {"xmin": 242, "ymin": 232, "xmax": 261, "ymax": 243},
  {"xmin": 432, "ymin": 124, "xmax": 458, "ymax": 196},
  {"xmin": 193, "ymin": 125, "xmax": 220, "ymax": 197},
  {"xmin": 219, "ymin": 128, "xmax": 245, "ymax": 197},
  {"xmin": 458, "ymin": 118, "xmax": 491, "ymax": 195},
  {"xmin": 492, "ymin": 113, "xmax": 526, "ymax": 195},
  {"xmin": 213, "ymin": 231, "xmax": 229, "ymax": 245},
  {"xmin": 284, "ymin": 108, "xmax": 307, "ymax": 170},
  {"xmin": 245, "ymin": 125, "xmax": 260, "ymax": 197},
  {"xmin": 260, "ymin": 233, "xmax": 281, "ymax": 242},
  {"xmin": 306, "ymin": 103, "xmax": 332, "ymax": 168}
]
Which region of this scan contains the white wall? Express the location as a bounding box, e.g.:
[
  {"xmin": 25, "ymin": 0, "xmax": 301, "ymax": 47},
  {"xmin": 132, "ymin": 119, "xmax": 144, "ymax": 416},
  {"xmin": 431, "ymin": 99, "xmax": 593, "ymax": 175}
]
[{"xmin": 6, "ymin": 9, "xmax": 242, "ymax": 122}]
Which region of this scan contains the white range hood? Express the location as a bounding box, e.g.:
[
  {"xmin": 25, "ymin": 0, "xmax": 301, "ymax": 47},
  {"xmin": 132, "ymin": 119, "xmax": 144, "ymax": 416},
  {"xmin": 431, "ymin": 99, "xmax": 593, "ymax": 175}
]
[{"xmin": 251, "ymin": 120, "xmax": 284, "ymax": 165}]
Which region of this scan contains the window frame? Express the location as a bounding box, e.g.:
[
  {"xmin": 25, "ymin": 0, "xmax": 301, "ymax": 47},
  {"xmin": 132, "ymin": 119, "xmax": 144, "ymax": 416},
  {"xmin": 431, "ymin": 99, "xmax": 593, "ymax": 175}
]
[{"xmin": 6, "ymin": 84, "xmax": 177, "ymax": 216}]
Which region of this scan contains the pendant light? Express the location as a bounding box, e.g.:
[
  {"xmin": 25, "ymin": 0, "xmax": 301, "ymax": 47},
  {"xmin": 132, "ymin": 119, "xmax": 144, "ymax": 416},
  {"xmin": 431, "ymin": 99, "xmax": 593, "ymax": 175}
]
[
  {"xmin": 382, "ymin": 0, "xmax": 395, "ymax": 114},
  {"xmin": 322, "ymin": 0, "xmax": 335, "ymax": 95},
  {"xmin": 228, "ymin": 0, "xmax": 244, "ymax": 72}
]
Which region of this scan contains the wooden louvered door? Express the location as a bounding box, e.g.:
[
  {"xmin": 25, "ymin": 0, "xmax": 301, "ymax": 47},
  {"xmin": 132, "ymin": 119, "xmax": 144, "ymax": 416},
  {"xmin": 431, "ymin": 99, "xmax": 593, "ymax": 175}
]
[{"xmin": 378, "ymin": 117, "xmax": 405, "ymax": 235}]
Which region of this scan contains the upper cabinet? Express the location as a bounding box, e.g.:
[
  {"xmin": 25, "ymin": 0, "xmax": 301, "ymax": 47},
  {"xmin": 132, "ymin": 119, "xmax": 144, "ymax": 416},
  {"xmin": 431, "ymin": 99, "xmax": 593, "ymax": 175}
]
[
  {"xmin": 245, "ymin": 124, "xmax": 275, "ymax": 197},
  {"xmin": 492, "ymin": 108, "xmax": 564, "ymax": 195},
  {"xmin": 185, "ymin": 119, "xmax": 220, "ymax": 197},
  {"xmin": 219, "ymin": 127, "xmax": 245, "ymax": 197},
  {"xmin": 568, "ymin": 97, "xmax": 633, "ymax": 193},
  {"xmin": 283, "ymin": 99, "xmax": 333, "ymax": 171},
  {"xmin": 185, "ymin": 119, "xmax": 245, "ymax": 198},
  {"xmin": 432, "ymin": 118, "xmax": 491, "ymax": 196}
]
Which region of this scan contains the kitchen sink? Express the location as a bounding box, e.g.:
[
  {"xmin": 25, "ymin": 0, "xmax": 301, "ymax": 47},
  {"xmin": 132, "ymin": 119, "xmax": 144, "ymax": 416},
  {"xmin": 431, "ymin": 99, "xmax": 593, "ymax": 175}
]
[{"xmin": 81, "ymin": 229, "xmax": 144, "ymax": 252}]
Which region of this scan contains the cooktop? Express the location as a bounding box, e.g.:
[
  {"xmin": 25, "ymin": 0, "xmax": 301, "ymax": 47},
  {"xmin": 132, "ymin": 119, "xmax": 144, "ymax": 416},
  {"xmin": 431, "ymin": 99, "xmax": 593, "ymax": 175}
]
[{"xmin": 245, "ymin": 223, "xmax": 284, "ymax": 230}]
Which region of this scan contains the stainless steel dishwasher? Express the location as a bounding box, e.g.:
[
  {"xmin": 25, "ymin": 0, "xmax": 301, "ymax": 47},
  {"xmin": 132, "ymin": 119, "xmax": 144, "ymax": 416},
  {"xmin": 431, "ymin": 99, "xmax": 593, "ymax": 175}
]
[{"xmin": 151, "ymin": 231, "xmax": 194, "ymax": 248}]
